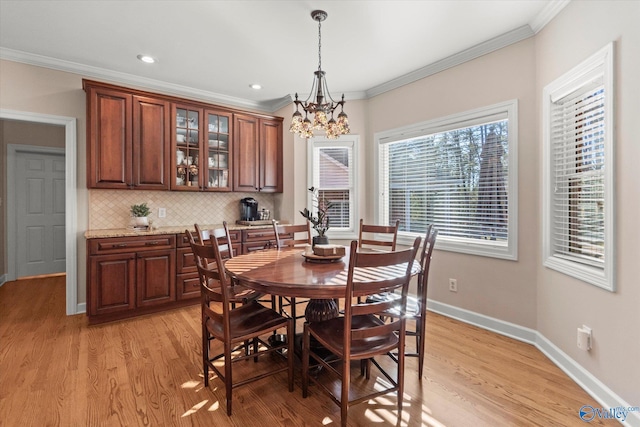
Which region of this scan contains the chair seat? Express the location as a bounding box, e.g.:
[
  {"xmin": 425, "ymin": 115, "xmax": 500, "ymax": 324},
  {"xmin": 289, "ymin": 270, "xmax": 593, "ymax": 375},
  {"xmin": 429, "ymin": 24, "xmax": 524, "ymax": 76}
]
[
  {"xmin": 205, "ymin": 301, "xmax": 288, "ymax": 341},
  {"xmin": 366, "ymin": 292, "xmax": 420, "ymax": 318},
  {"xmin": 206, "ymin": 279, "xmax": 261, "ymax": 303},
  {"xmin": 308, "ymin": 315, "xmax": 399, "ymax": 359}
]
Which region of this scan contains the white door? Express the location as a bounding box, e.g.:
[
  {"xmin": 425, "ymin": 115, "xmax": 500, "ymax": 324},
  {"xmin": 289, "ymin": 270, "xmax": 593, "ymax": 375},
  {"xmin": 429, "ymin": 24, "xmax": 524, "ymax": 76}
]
[{"xmin": 15, "ymin": 150, "xmax": 66, "ymax": 277}]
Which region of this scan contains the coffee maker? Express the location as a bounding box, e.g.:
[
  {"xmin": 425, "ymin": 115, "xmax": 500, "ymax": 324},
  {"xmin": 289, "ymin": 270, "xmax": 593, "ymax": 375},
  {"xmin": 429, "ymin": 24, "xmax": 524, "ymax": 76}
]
[{"xmin": 240, "ymin": 197, "xmax": 259, "ymax": 221}]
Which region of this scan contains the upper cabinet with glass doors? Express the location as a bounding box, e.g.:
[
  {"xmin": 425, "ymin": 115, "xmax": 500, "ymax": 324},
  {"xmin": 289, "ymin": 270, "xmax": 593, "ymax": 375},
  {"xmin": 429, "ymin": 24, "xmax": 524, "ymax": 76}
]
[
  {"xmin": 172, "ymin": 105, "xmax": 232, "ymax": 191},
  {"xmin": 205, "ymin": 110, "xmax": 231, "ymax": 191}
]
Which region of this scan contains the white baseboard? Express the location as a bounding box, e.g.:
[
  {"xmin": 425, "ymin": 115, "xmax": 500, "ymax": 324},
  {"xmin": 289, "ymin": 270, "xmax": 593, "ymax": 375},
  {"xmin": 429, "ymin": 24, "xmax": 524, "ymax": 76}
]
[
  {"xmin": 427, "ymin": 299, "xmax": 640, "ymax": 427},
  {"xmin": 0, "ymin": 274, "xmax": 6, "ymax": 287},
  {"xmin": 76, "ymin": 302, "xmax": 86, "ymax": 314}
]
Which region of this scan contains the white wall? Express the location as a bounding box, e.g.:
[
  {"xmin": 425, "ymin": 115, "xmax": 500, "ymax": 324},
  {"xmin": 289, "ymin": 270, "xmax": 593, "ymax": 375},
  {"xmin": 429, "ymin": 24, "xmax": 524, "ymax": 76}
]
[{"xmin": 535, "ymin": 0, "xmax": 640, "ymax": 406}]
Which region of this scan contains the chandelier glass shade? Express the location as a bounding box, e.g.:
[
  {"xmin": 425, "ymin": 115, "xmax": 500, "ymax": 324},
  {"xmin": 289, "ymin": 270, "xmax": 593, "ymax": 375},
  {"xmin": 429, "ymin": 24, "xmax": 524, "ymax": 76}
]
[{"xmin": 290, "ymin": 10, "xmax": 349, "ymax": 140}]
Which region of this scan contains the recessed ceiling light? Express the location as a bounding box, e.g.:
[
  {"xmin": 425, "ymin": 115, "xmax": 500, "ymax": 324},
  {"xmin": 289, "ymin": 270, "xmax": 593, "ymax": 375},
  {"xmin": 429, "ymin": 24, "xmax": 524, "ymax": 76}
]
[
  {"xmin": 137, "ymin": 54, "xmax": 156, "ymax": 64},
  {"xmin": 249, "ymin": 83, "xmax": 262, "ymax": 90}
]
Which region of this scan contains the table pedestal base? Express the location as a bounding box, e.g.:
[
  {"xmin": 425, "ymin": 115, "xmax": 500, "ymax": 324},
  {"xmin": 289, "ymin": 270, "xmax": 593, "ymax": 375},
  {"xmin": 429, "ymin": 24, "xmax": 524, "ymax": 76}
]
[{"xmin": 304, "ymin": 299, "xmax": 339, "ymax": 323}]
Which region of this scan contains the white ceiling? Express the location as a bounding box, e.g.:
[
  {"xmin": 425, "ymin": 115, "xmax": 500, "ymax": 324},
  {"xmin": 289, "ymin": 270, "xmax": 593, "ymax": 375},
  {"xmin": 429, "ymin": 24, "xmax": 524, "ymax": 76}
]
[{"xmin": 0, "ymin": 0, "xmax": 568, "ymax": 111}]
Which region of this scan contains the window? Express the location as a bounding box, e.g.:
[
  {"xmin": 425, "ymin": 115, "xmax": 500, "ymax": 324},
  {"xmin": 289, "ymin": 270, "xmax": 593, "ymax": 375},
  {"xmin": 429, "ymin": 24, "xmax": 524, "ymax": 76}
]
[
  {"xmin": 543, "ymin": 43, "xmax": 615, "ymax": 291},
  {"xmin": 376, "ymin": 100, "xmax": 518, "ymax": 260},
  {"xmin": 308, "ymin": 135, "xmax": 359, "ymax": 237}
]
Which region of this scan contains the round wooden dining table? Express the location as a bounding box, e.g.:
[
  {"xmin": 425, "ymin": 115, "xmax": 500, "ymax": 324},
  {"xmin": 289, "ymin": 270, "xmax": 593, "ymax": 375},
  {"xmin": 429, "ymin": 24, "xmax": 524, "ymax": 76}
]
[{"xmin": 224, "ymin": 246, "xmax": 420, "ymax": 323}]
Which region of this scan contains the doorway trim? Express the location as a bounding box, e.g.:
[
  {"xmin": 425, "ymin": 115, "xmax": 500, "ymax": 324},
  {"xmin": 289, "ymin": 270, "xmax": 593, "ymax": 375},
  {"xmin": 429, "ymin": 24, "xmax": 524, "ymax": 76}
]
[{"xmin": 2, "ymin": 109, "xmax": 78, "ymax": 315}]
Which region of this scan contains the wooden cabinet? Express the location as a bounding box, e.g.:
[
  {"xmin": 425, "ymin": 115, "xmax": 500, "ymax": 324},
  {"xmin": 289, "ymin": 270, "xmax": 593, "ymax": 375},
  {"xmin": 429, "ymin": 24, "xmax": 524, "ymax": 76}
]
[
  {"xmin": 89, "ymin": 252, "xmax": 136, "ymax": 316},
  {"xmin": 260, "ymin": 118, "xmax": 284, "ymax": 192},
  {"xmin": 233, "ymin": 114, "xmax": 283, "ymax": 193},
  {"xmin": 86, "ymin": 227, "xmax": 290, "ymax": 322},
  {"xmin": 86, "ymin": 85, "xmax": 132, "ymax": 189},
  {"xmin": 87, "ymin": 235, "xmax": 178, "ymax": 323},
  {"xmin": 136, "ymin": 249, "xmax": 176, "ymax": 307},
  {"xmin": 85, "ymin": 79, "xmax": 283, "ymax": 193},
  {"xmin": 85, "ymin": 81, "xmax": 170, "ymax": 190},
  {"xmin": 172, "ymin": 105, "xmax": 232, "ymax": 192},
  {"xmin": 132, "ymin": 95, "xmax": 170, "ymax": 189}
]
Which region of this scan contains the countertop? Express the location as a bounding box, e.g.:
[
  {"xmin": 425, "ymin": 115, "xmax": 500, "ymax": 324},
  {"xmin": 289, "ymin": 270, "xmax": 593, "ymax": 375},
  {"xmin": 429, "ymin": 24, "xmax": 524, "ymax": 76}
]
[{"xmin": 84, "ymin": 223, "xmax": 275, "ymax": 239}]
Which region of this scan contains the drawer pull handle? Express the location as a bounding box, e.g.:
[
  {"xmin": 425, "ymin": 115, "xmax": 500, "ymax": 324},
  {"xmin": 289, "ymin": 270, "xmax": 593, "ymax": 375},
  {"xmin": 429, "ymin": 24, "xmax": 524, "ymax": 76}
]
[
  {"xmin": 114, "ymin": 244, "xmax": 128, "ymax": 248},
  {"xmin": 145, "ymin": 241, "xmax": 161, "ymax": 246}
]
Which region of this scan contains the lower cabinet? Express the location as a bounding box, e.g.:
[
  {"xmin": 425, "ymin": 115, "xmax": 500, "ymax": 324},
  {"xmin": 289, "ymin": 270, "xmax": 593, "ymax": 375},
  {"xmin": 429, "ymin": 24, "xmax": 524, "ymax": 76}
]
[
  {"xmin": 89, "ymin": 252, "xmax": 136, "ymax": 316},
  {"xmin": 87, "ymin": 227, "xmax": 283, "ymax": 323},
  {"xmin": 136, "ymin": 249, "xmax": 176, "ymax": 307},
  {"xmin": 87, "ymin": 234, "xmax": 179, "ymax": 323}
]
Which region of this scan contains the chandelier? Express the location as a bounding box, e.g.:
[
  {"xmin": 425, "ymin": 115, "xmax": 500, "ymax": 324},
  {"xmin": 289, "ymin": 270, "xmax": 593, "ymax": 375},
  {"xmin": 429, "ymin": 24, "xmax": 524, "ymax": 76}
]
[{"xmin": 290, "ymin": 10, "xmax": 349, "ymax": 139}]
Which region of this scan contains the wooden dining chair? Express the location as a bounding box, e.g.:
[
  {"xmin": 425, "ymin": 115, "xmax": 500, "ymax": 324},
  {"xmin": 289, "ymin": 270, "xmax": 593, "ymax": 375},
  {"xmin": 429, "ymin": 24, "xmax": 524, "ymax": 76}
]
[
  {"xmin": 272, "ymin": 219, "xmax": 312, "ymax": 329},
  {"xmin": 186, "ymin": 230, "xmax": 260, "ymax": 305},
  {"xmin": 366, "ymin": 225, "xmax": 438, "ymax": 379},
  {"xmin": 302, "ymin": 237, "xmax": 421, "ymax": 427},
  {"xmin": 194, "ymin": 221, "xmax": 237, "ymax": 257},
  {"xmin": 193, "ymin": 229, "xmax": 294, "ymax": 416},
  {"xmin": 358, "ymin": 219, "xmax": 400, "ymax": 251}
]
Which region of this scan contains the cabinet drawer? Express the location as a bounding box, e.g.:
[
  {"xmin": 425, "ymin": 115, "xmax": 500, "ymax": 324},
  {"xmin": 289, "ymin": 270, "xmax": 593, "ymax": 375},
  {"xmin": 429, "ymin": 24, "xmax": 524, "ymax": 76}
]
[
  {"xmin": 177, "ymin": 247, "xmax": 197, "ymax": 273},
  {"xmin": 242, "ymin": 241, "xmax": 274, "ymax": 254},
  {"xmin": 89, "ymin": 235, "xmax": 176, "ymax": 255},
  {"xmin": 242, "ymin": 229, "xmax": 277, "ymax": 242},
  {"xmin": 177, "ymin": 273, "xmax": 200, "ymax": 300}
]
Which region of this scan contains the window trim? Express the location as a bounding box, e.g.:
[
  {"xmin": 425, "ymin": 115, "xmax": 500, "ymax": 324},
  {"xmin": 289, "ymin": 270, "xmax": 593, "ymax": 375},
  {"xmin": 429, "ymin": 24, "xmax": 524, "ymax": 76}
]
[
  {"xmin": 374, "ymin": 100, "xmax": 519, "ymax": 260},
  {"xmin": 307, "ymin": 135, "xmax": 359, "ymax": 240},
  {"xmin": 542, "ymin": 42, "xmax": 615, "ymax": 292}
]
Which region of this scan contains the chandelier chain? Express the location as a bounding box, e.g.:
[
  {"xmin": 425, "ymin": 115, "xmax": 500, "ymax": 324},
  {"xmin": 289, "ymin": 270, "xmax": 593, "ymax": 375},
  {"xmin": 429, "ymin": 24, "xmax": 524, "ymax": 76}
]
[{"xmin": 317, "ymin": 17, "xmax": 322, "ymax": 71}]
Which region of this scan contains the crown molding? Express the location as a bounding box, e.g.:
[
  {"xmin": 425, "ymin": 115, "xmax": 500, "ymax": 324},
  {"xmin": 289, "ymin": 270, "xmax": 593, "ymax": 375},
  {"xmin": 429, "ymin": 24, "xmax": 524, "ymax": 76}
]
[
  {"xmin": 366, "ymin": 25, "xmax": 535, "ymax": 98},
  {"xmin": 0, "ymin": 47, "xmax": 276, "ymax": 112},
  {"xmin": 529, "ymin": 0, "xmax": 571, "ymax": 34}
]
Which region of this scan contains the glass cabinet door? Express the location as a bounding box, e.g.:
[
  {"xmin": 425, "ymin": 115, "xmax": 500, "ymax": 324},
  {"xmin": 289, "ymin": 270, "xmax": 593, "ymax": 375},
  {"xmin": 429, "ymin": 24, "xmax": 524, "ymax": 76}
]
[
  {"xmin": 205, "ymin": 111, "xmax": 231, "ymax": 190},
  {"xmin": 175, "ymin": 106, "xmax": 201, "ymax": 189}
]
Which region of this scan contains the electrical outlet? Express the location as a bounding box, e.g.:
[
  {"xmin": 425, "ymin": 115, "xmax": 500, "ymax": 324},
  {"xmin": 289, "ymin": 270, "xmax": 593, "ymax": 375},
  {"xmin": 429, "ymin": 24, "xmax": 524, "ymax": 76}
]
[
  {"xmin": 158, "ymin": 207, "xmax": 166, "ymax": 218},
  {"xmin": 577, "ymin": 325, "xmax": 592, "ymax": 350},
  {"xmin": 449, "ymin": 278, "xmax": 458, "ymax": 292}
]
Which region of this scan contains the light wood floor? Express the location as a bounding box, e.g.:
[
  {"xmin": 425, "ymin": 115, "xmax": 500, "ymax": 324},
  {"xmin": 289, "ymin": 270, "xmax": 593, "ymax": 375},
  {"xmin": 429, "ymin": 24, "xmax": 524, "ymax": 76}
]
[{"xmin": 0, "ymin": 276, "xmax": 606, "ymax": 426}]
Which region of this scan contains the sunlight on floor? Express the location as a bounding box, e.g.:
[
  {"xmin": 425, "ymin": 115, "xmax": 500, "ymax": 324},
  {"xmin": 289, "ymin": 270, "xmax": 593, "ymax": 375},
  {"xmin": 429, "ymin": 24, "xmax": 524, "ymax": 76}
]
[
  {"xmin": 181, "ymin": 399, "xmax": 208, "ymax": 417},
  {"xmin": 181, "ymin": 380, "xmax": 200, "ymax": 389}
]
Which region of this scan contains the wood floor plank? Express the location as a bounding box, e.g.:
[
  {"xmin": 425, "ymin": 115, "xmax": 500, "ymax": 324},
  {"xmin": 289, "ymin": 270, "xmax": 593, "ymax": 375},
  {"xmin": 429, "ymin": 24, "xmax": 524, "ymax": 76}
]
[{"xmin": 0, "ymin": 277, "xmax": 608, "ymax": 426}]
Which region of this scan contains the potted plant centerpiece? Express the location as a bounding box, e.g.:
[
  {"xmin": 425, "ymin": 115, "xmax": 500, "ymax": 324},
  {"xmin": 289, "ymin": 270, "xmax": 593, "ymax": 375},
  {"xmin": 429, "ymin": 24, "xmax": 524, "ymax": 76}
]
[
  {"xmin": 130, "ymin": 202, "xmax": 151, "ymax": 228},
  {"xmin": 300, "ymin": 187, "xmax": 332, "ymax": 246}
]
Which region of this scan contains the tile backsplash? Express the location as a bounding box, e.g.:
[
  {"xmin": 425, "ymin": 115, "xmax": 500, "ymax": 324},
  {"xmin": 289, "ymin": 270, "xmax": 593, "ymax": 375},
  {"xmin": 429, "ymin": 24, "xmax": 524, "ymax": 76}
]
[{"xmin": 88, "ymin": 190, "xmax": 276, "ymax": 230}]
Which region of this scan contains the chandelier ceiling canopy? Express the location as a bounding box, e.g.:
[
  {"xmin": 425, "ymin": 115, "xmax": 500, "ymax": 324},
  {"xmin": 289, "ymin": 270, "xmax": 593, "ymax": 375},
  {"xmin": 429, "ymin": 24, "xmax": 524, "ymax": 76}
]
[{"xmin": 290, "ymin": 10, "xmax": 349, "ymax": 140}]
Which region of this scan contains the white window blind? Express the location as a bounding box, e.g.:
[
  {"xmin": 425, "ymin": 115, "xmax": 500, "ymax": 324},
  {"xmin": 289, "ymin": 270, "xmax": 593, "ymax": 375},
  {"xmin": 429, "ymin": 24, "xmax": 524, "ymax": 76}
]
[
  {"xmin": 376, "ymin": 100, "xmax": 518, "ymax": 260},
  {"xmin": 550, "ymin": 82, "xmax": 605, "ymax": 268},
  {"xmin": 543, "ymin": 42, "xmax": 615, "ymax": 291}
]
